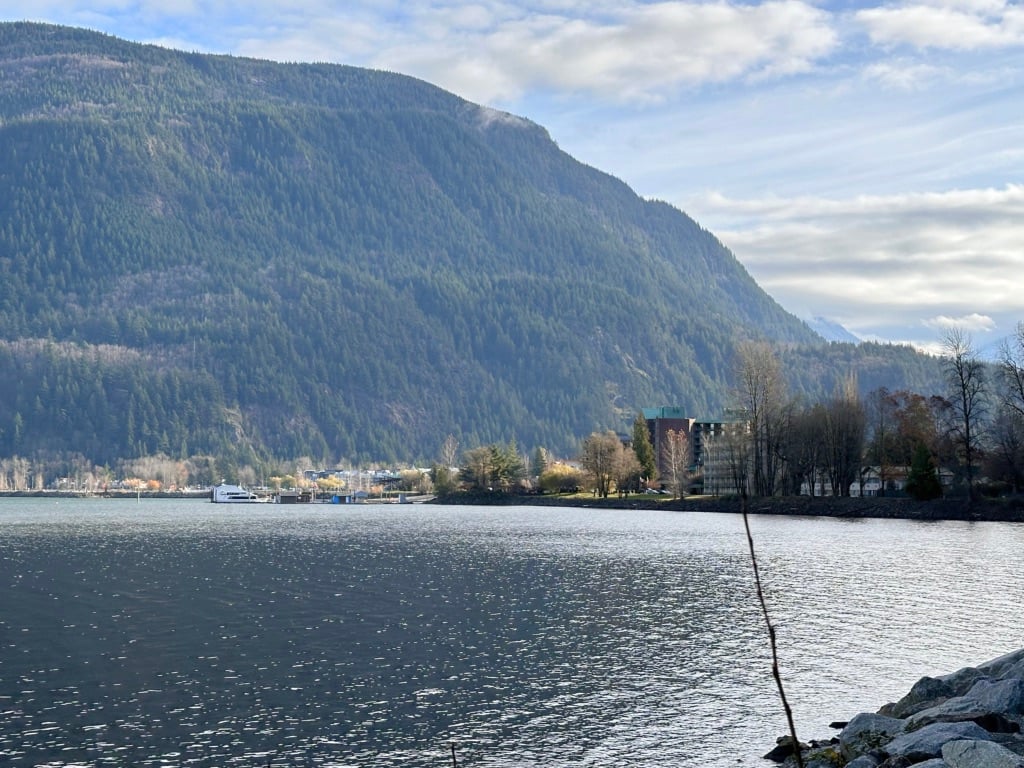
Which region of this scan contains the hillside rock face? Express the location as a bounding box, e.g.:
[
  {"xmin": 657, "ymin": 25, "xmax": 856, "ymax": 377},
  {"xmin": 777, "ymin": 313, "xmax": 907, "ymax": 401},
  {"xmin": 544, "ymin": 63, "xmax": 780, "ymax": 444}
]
[{"xmin": 771, "ymin": 649, "xmax": 1024, "ymax": 767}]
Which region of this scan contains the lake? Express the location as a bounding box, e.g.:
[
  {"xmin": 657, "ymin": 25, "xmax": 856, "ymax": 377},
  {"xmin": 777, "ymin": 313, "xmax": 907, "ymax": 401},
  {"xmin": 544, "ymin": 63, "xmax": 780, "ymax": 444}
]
[{"xmin": 1, "ymin": 499, "xmax": 1022, "ymax": 767}]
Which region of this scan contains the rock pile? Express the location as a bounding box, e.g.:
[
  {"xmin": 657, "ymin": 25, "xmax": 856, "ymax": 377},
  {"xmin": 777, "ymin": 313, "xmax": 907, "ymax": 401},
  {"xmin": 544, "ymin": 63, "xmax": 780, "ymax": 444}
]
[{"xmin": 767, "ymin": 649, "xmax": 1024, "ymax": 767}]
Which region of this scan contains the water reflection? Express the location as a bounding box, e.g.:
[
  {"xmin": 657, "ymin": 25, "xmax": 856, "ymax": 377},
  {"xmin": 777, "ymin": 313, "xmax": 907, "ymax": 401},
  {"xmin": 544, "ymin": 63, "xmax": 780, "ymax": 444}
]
[{"xmin": 1, "ymin": 501, "xmax": 1022, "ymax": 767}]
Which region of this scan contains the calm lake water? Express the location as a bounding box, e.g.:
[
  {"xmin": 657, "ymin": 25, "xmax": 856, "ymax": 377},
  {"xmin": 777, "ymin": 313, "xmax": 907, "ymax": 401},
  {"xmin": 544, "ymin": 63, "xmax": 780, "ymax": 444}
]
[{"xmin": 1, "ymin": 499, "xmax": 1023, "ymax": 767}]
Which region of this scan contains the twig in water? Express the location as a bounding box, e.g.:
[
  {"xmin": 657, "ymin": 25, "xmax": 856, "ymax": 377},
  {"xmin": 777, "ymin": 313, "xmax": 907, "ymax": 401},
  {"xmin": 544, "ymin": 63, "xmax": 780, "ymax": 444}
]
[
  {"xmin": 450, "ymin": 740, "xmax": 458, "ymax": 768},
  {"xmin": 742, "ymin": 495, "xmax": 804, "ymax": 768}
]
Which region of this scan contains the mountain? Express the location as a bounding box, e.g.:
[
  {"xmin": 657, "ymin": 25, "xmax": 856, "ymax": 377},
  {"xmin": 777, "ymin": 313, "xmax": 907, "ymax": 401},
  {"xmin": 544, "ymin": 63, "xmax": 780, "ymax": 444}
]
[
  {"xmin": 0, "ymin": 23, "xmax": 944, "ymax": 473},
  {"xmin": 807, "ymin": 316, "xmax": 861, "ymax": 344}
]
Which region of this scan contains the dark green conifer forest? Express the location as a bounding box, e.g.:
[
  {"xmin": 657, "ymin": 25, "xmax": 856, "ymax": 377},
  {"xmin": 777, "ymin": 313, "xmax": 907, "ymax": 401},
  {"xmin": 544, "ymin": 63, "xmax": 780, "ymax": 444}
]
[{"xmin": 0, "ymin": 22, "xmax": 946, "ymax": 473}]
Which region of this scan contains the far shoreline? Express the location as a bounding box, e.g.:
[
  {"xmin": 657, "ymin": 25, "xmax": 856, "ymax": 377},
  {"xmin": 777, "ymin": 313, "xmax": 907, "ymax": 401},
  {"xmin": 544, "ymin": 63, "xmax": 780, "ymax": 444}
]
[
  {"xmin": 0, "ymin": 489, "xmax": 210, "ymax": 500},
  {"xmin": 433, "ymin": 491, "xmax": 1024, "ymax": 523},
  {"xmin": 2, "ymin": 489, "xmax": 1022, "ymax": 524}
]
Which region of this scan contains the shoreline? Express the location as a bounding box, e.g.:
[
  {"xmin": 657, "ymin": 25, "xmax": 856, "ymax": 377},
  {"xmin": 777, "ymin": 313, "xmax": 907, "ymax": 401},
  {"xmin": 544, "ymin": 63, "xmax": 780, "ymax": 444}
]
[
  {"xmin": 434, "ymin": 492, "xmax": 1024, "ymax": 523},
  {"xmin": 0, "ymin": 489, "xmax": 211, "ymax": 500},
  {"xmin": 3, "ymin": 490, "xmax": 1023, "ymax": 523}
]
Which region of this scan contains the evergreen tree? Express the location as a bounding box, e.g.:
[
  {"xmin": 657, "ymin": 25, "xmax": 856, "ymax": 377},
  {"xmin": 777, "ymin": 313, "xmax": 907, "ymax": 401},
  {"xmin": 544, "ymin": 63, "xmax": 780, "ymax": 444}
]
[
  {"xmin": 431, "ymin": 464, "xmax": 458, "ymax": 496},
  {"xmin": 905, "ymin": 443, "xmax": 942, "ymax": 501},
  {"xmin": 632, "ymin": 413, "xmax": 658, "ymax": 487},
  {"xmin": 490, "ymin": 440, "xmax": 525, "ymax": 491},
  {"xmin": 532, "ymin": 446, "xmax": 549, "ymax": 477}
]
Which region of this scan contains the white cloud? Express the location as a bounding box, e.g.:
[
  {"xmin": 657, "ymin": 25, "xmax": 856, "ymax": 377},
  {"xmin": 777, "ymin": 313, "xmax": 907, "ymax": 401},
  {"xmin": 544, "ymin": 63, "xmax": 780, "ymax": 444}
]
[
  {"xmin": 856, "ymin": 1, "xmax": 1024, "ymax": 50},
  {"xmin": 5, "ymin": 1, "xmax": 837, "ymax": 104},
  {"xmin": 861, "ymin": 59, "xmax": 947, "ymax": 89},
  {"xmin": 379, "ymin": 1, "xmax": 838, "ymax": 103},
  {"xmin": 151, "ymin": 1, "xmax": 835, "ymax": 104},
  {"xmin": 688, "ymin": 186, "xmax": 1024, "ymax": 344},
  {"xmin": 924, "ymin": 313, "xmax": 997, "ymax": 331}
]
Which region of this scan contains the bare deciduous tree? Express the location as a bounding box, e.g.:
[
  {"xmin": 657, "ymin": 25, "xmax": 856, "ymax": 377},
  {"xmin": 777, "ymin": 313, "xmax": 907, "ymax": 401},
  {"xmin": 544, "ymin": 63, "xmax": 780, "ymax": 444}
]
[
  {"xmin": 942, "ymin": 328, "xmax": 987, "ymax": 500},
  {"xmin": 579, "ymin": 431, "xmax": 625, "ymax": 498},
  {"xmin": 986, "ymin": 407, "xmax": 1024, "ymax": 493},
  {"xmin": 661, "ymin": 428, "xmax": 691, "ymax": 498},
  {"xmin": 440, "ymin": 434, "xmax": 460, "ymax": 469},
  {"xmin": 734, "ymin": 342, "xmax": 787, "ymax": 496},
  {"xmin": 781, "ymin": 403, "xmax": 825, "ymax": 496},
  {"xmin": 709, "ymin": 421, "xmax": 751, "ymax": 497},
  {"xmin": 10, "ymin": 456, "xmax": 30, "ymax": 490},
  {"xmin": 999, "ymin": 322, "xmax": 1024, "ymax": 418},
  {"xmin": 615, "ymin": 449, "xmax": 642, "ymax": 498},
  {"xmin": 865, "ymin": 387, "xmax": 898, "ymax": 495},
  {"xmin": 822, "ymin": 375, "xmax": 867, "ymax": 497}
]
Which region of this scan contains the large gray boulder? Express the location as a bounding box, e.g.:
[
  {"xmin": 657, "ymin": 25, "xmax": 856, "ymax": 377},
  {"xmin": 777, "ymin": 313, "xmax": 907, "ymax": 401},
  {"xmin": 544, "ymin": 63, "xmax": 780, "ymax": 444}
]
[
  {"xmin": 999, "ymin": 658, "xmax": 1024, "ymax": 683},
  {"xmin": 840, "ymin": 713, "xmax": 907, "ymax": 761},
  {"xmin": 881, "ymin": 676, "xmax": 958, "ymax": 719},
  {"xmin": 942, "ymin": 738, "xmax": 1024, "ymax": 768},
  {"xmin": 969, "ymin": 649, "xmax": 1024, "ymax": 681},
  {"xmin": 928, "ymin": 649, "xmax": 1024, "ymax": 701},
  {"xmin": 796, "ymin": 748, "xmax": 848, "ymax": 768},
  {"xmin": 965, "ymin": 678, "xmax": 1024, "ymax": 714},
  {"xmin": 883, "ymin": 721, "xmax": 991, "ymax": 761},
  {"xmin": 844, "ymin": 756, "xmax": 883, "ymax": 768},
  {"xmin": 908, "ymin": 677, "xmax": 1024, "ymax": 730}
]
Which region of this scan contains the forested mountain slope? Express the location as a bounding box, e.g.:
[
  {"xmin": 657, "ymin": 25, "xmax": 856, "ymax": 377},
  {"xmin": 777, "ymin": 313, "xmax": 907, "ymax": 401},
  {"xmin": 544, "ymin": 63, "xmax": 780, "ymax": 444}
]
[{"xmin": 0, "ymin": 23, "xmax": 944, "ymax": 469}]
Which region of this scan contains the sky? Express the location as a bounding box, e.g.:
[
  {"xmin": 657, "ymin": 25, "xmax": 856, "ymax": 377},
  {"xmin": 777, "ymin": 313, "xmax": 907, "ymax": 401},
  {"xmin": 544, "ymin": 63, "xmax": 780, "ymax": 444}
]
[{"xmin": 5, "ymin": 1, "xmax": 1024, "ymax": 356}]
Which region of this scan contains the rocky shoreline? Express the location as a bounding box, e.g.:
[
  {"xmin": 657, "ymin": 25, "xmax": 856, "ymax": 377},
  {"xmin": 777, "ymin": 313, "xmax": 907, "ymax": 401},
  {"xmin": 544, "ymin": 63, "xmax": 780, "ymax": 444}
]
[{"xmin": 769, "ymin": 648, "xmax": 1024, "ymax": 767}]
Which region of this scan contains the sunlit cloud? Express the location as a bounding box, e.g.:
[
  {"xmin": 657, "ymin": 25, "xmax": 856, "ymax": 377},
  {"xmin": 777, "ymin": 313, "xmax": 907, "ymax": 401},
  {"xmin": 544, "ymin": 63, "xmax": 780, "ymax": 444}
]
[
  {"xmin": 924, "ymin": 313, "xmax": 997, "ymax": 331},
  {"xmin": 856, "ymin": 1, "xmax": 1024, "ymax": 50},
  {"xmin": 291, "ymin": 1, "xmax": 842, "ymax": 104},
  {"xmin": 8, "ymin": 1, "xmax": 843, "ymax": 104},
  {"xmin": 691, "ymin": 185, "xmax": 1024, "ymax": 345}
]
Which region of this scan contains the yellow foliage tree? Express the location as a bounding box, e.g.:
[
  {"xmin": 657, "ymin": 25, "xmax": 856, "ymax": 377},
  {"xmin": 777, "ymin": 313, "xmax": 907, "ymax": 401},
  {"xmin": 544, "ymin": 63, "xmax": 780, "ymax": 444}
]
[{"xmin": 538, "ymin": 462, "xmax": 585, "ymax": 494}]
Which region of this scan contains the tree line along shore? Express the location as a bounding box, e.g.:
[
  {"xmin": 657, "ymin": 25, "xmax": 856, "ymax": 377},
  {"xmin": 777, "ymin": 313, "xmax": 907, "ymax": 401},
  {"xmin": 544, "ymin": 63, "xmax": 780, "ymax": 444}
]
[{"xmin": 1, "ymin": 324, "xmax": 1021, "ymax": 507}]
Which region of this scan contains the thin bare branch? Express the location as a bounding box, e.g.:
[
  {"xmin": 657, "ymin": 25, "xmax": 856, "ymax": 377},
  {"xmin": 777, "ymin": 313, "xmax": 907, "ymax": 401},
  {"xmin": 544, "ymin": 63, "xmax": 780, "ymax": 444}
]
[{"xmin": 742, "ymin": 496, "xmax": 804, "ymax": 768}]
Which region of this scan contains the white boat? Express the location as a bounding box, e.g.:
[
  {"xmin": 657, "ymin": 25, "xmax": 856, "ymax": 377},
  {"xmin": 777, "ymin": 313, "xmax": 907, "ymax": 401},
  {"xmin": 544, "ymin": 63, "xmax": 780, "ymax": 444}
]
[{"xmin": 211, "ymin": 483, "xmax": 271, "ymax": 503}]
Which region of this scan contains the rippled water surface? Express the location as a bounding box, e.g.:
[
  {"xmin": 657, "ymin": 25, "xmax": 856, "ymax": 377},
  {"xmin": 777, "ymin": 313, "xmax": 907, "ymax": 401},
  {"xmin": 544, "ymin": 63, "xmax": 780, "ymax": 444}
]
[{"xmin": 1, "ymin": 499, "xmax": 1023, "ymax": 767}]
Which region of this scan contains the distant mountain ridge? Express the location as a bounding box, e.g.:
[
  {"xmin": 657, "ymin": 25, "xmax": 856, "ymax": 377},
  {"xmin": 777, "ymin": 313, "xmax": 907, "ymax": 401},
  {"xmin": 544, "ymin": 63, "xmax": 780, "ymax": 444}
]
[
  {"xmin": 0, "ymin": 22, "xmax": 944, "ymax": 470},
  {"xmin": 807, "ymin": 316, "xmax": 861, "ymax": 344}
]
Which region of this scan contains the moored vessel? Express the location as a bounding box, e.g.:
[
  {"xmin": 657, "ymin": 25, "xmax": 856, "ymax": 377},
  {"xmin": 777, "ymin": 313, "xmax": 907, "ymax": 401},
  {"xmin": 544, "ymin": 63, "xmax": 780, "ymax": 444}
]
[{"xmin": 210, "ymin": 484, "xmax": 271, "ymax": 503}]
